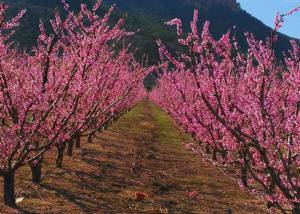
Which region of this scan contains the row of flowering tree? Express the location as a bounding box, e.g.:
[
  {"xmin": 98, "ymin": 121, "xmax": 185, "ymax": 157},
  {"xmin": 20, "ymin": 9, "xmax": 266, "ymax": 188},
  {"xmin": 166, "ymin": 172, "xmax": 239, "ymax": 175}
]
[
  {"xmin": 0, "ymin": 0, "xmax": 149, "ymax": 207},
  {"xmin": 151, "ymin": 8, "xmax": 300, "ymax": 213}
]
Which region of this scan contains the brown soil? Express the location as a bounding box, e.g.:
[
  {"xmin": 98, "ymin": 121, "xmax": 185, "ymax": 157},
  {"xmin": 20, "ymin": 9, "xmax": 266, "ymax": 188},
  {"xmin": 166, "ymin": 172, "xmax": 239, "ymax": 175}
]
[{"xmin": 0, "ymin": 101, "xmax": 270, "ymax": 213}]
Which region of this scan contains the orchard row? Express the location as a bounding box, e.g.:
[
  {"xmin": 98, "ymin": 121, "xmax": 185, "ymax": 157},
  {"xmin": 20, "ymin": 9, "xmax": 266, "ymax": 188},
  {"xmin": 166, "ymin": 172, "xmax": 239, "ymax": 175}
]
[
  {"xmin": 151, "ymin": 8, "xmax": 300, "ymax": 213},
  {"xmin": 0, "ymin": 0, "xmax": 150, "ymax": 207}
]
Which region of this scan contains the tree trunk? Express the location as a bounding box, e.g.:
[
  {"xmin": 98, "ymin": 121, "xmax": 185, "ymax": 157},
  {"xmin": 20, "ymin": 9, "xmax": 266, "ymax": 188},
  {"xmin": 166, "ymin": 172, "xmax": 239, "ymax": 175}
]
[
  {"xmin": 56, "ymin": 142, "xmax": 66, "ymax": 168},
  {"xmin": 67, "ymin": 139, "xmax": 74, "ymax": 157},
  {"xmin": 206, "ymin": 144, "xmax": 211, "ymax": 154},
  {"xmin": 292, "ymin": 203, "xmax": 300, "ymax": 214},
  {"xmin": 3, "ymin": 171, "xmax": 16, "ymax": 207},
  {"xmin": 227, "ymin": 209, "xmax": 233, "ymax": 214},
  {"xmin": 29, "ymin": 156, "xmax": 43, "ymax": 184},
  {"xmin": 212, "ymin": 149, "xmax": 217, "ymax": 161},
  {"xmin": 88, "ymin": 133, "xmax": 93, "ymax": 143},
  {"xmin": 241, "ymin": 164, "xmax": 248, "ymax": 187},
  {"xmin": 221, "ymin": 151, "xmax": 227, "ymax": 165},
  {"xmin": 88, "ymin": 132, "xmax": 96, "ymax": 143},
  {"xmin": 103, "ymin": 123, "xmax": 108, "ymax": 130},
  {"xmin": 30, "ymin": 164, "xmax": 42, "ymax": 184},
  {"xmin": 75, "ymin": 132, "xmax": 81, "ymax": 149}
]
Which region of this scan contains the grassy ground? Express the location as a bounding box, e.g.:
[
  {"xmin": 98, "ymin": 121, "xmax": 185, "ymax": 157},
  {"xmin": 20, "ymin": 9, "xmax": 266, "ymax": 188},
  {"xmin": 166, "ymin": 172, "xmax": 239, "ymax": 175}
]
[{"xmin": 0, "ymin": 101, "xmax": 270, "ymax": 213}]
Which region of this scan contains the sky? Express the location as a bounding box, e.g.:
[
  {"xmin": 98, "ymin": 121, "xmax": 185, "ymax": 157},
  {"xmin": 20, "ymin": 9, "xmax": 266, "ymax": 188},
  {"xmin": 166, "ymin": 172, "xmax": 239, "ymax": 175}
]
[{"xmin": 237, "ymin": 0, "xmax": 300, "ymax": 38}]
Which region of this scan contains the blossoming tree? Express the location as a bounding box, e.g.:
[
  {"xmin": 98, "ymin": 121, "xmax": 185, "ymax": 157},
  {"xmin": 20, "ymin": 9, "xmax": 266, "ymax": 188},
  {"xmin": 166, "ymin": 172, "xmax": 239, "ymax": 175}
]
[
  {"xmin": 0, "ymin": 0, "xmax": 149, "ymax": 207},
  {"xmin": 151, "ymin": 7, "xmax": 300, "ymax": 213}
]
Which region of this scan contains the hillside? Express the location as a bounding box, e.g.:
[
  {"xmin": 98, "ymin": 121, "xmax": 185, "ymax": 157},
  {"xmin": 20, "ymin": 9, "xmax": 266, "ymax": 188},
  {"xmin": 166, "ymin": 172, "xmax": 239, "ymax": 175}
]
[
  {"xmin": 105, "ymin": 0, "xmax": 296, "ymax": 53},
  {"xmin": 3, "ymin": 0, "xmax": 177, "ymax": 59},
  {"xmin": 2, "ymin": 0, "xmax": 298, "ymax": 87},
  {"xmin": 4, "ymin": 0, "xmax": 297, "ymax": 55}
]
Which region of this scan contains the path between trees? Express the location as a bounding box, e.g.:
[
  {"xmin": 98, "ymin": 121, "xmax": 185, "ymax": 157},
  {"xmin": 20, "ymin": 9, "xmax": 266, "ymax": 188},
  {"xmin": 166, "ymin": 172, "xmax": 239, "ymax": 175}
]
[{"xmin": 1, "ymin": 101, "xmax": 269, "ymax": 213}]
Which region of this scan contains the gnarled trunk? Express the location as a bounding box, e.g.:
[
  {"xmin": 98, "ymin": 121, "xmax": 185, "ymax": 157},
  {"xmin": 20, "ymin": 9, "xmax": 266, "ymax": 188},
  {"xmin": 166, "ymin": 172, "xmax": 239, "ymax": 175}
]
[
  {"xmin": 3, "ymin": 171, "xmax": 16, "ymax": 207},
  {"xmin": 30, "ymin": 164, "xmax": 42, "ymax": 184},
  {"xmin": 241, "ymin": 164, "xmax": 248, "ymax": 187},
  {"xmin": 212, "ymin": 149, "xmax": 217, "ymax": 161},
  {"xmin": 56, "ymin": 142, "xmax": 66, "ymax": 168},
  {"xmin": 221, "ymin": 150, "xmax": 227, "ymax": 165},
  {"xmin": 88, "ymin": 133, "xmax": 94, "ymax": 143},
  {"xmin": 293, "ymin": 204, "xmax": 300, "ymax": 214},
  {"xmin": 205, "ymin": 144, "xmax": 211, "ymax": 154},
  {"xmin": 29, "ymin": 156, "xmax": 43, "ymax": 184},
  {"xmin": 67, "ymin": 139, "xmax": 74, "ymax": 157},
  {"xmin": 103, "ymin": 123, "xmax": 108, "ymax": 130},
  {"xmin": 75, "ymin": 132, "xmax": 81, "ymax": 149}
]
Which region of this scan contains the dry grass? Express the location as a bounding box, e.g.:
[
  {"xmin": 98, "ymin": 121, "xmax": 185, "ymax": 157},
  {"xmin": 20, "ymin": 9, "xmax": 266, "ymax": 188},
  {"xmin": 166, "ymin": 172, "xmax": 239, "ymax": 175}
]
[{"xmin": 0, "ymin": 101, "xmax": 271, "ymax": 213}]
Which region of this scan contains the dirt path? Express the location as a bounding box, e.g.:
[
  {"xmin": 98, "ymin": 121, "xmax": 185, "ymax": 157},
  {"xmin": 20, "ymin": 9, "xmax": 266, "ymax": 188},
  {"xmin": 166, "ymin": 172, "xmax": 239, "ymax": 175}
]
[{"xmin": 1, "ymin": 101, "xmax": 268, "ymax": 213}]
